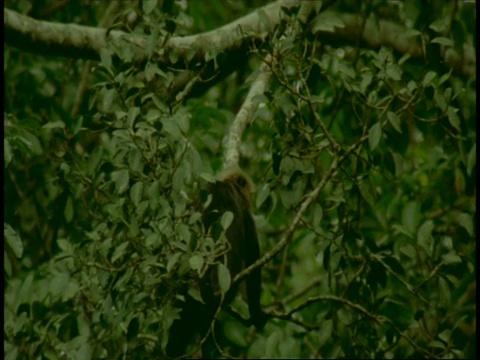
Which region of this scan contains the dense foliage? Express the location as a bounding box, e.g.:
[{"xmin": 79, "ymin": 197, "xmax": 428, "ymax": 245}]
[{"xmin": 4, "ymin": 0, "xmax": 475, "ymax": 359}]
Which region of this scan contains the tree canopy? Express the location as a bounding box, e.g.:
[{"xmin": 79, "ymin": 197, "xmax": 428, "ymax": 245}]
[{"xmin": 4, "ymin": 0, "xmax": 476, "ymax": 359}]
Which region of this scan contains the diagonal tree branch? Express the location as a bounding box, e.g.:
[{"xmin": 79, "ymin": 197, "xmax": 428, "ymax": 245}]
[{"xmin": 223, "ymin": 56, "xmax": 272, "ymax": 170}]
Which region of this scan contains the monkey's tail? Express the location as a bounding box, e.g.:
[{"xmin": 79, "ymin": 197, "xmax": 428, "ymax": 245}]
[
  {"xmin": 250, "ymin": 307, "xmax": 269, "ymax": 330},
  {"xmin": 246, "ymin": 267, "xmax": 269, "ymax": 330}
]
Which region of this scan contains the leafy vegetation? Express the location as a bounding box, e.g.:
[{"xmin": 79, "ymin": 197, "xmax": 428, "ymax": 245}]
[{"xmin": 4, "ymin": 0, "xmax": 475, "ymax": 359}]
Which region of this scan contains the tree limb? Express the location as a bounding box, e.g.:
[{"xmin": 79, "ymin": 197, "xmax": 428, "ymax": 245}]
[
  {"xmin": 6, "ymin": 4, "xmax": 474, "ymax": 78},
  {"xmin": 323, "ymin": 12, "xmax": 475, "ymax": 78},
  {"xmin": 223, "ymin": 56, "xmax": 272, "ymax": 170},
  {"xmin": 4, "ymin": 1, "xmax": 300, "ymax": 64},
  {"xmin": 4, "ymin": 7, "xmax": 146, "ymax": 61}
]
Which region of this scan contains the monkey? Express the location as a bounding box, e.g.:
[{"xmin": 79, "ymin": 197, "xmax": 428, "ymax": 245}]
[
  {"xmin": 201, "ymin": 167, "xmax": 267, "ymax": 330},
  {"xmin": 166, "ymin": 167, "xmax": 267, "ymax": 359}
]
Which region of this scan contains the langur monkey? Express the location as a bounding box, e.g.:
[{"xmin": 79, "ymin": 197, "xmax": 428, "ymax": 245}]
[
  {"xmin": 166, "ymin": 167, "xmax": 267, "ymax": 358},
  {"xmin": 202, "ymin": 167, "xmax": 267, "ymax": 330}
]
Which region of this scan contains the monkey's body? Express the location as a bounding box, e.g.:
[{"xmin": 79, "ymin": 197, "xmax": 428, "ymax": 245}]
[
  {"xmin": 166, "ymin": 169, "xmax": 266, "ymax": 358},
  {"xmin": 202, "ymin": 174, "xmax": 265, "ymax": 329}
]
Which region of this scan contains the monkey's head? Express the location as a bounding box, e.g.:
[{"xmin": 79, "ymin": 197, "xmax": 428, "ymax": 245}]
[{"xmin": 218, "ymin": 167, "xmax": 254, "ymax": 207}]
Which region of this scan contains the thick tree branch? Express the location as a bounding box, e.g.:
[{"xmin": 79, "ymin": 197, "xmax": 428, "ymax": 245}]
[
  {"xmin": 4, "ymin": 1, "xmax": 299, "ymax": 64},
  {"xmin": 325, "ymin": 12, "xmax": 475, "ymax": 78},
  {"xmin": 6, "ymin": 5, "xmax": 474, "ymax": 78},
  {"xmin": 4, "ymin": 8, "xmax": 146, "ymax": 61}
]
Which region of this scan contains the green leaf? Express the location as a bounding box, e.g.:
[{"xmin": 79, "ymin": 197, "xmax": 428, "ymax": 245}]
[
  {"xmin": 407, "ymin": 80, "xmax": 417, "ymax": 93},
  {"xmin": 4, "ymin": 223, "xmax": 23, "ymax": 258},
  {"xmin": 466, "ymin": 144, "xmax": 476, "ymax": 176},
  {"xmin": 265, "ymin": 331, "xmax": 280, "ymax": 358},
  {"xmin": 312, "ymin": 203, "xmax": 323, "ymax": 226},
  {"xmin": 429, "ymin": 18, "xmax": 448, "ymax": 32},
  {"xmin": 162, "ymin": 117, "xmax": 182, "ymax": 139},
  {"xmin": 358, "ymin": 178, "xmax": 376, "ymax": 206},
  {"xmin": 368, "ymin": 122, "xmax": 382, "ymax": 151},
  {"xmin": 447, "ymin": 106, "xmax": 460, "ymax": 131},
  {"xmin": 434, "ymin": 90, "xmax": 447, "ymax": 112},
  {"xmin": 398, "ymin": 53, "xmax": 411, "ymax": 65},
  {"xmin": 172, "ymin": 165, "xmax": 188, "ymax": 191},
  {"xmin": 439, "ymin": 69, "xmax": 452, "ymax": 85},
  {"xmin": 173, "ymin": 110, "xmax": 190, "ymax": 134},
  {"xmin": 338, "ymin": 62, "xmax": 356, "ymax": 79},
  {"xmin": 189, "ymin": 255, "xmax": 204, "ymax": 273},
  {"xmin": 278, "ymin": 336, "xmax": 299, "ymax": 358},
  {"xmin": 360, "ymin": 71, "xmax": 373, "ymax": 93},
  {"xmin": 111, "ymin": 242, "xmax": 129, "ymax": 263},
  {"xmin": 57, "ymin": 238, "xmax": 73, "ymax": 253},
  {"xmin": 438, "ymin": 277, "xmax": 451, "ymax": 306},
  {"xmin": 317, "ymin": 319, "xmax": 333, "ymax": 348},
  {"xmin": 431, "ymin": 37, "xmax": 453, "ymax": 46},
  {"xmin": 4, "ymin": 138, "xmax": 12, "ymax": 166},
  {"xmin": 127, "ymin": 107, "xmax": 140, "ymax": 128},
  {"xmin": 167, "ymin": 252, "xmax": 181, "ymax": 273},
  {"xmin": 280, "ymin": 182, "xmax": 303, "ymax": 209},
  {"xmin": 443, "ymin": 87, "xmax": 452, "ymax": 102},
  {"xmin": 71, "ymin": 115, "xmax": 84, "ymax": 135},
  {"xmin": 141, "ymin": 0, "xmax": 158, "ymax": 15},
  {"xmin": 457, "ymin": 213, "xmax": 473, "ymax": 237},
  {"xmin": 112, "ymin": 169, "xmax": 130, "ymax": 195},
  {"xmin": 441, "ymin": 252, "xmax": 462, "ymax": 265},
  {"xmin": 128, "ymin": 148, "xmax": 143, "ymax": 174},
  {"xmin": 147, "ymin": 182, "xmax": 160, "ymax": 210},
  {"xmin": 64, "ymin": 196, "xmax": 74, "ymax": 223},
  {"xmin": 311, "ymin": 12, "xmax": 345, "ymax": 33},
  {"xmin": 17, "ymin": 273, "xmax": 34, "ymax": 306},
  {"xmin": 386, "ymin": 63, "xmax": 402, "ymax": 81},
  {"xmin": 86, "ymin": 147, "xmax": 103, "ymax": 175},
  {"xmin": 187, "ymin": 287, "xmax": 205, "ymax": 304},
  {"xmin": 256, "ymin": 184, "xmax": 270, "ymax": 208},
  {"xmin": 187, "ymin": 146, "xmax": 203, "ymax": 176},
  {"xmin": 417, "ymin": 220, "xmax": 434, "ymax": 256},
  {"xmin": 42, "ymin": 120, "xmax": 65, "ymax": 130},
  {"xmin": 200, "ymin": 172, "xmax": 216, "ymax": 183},
  {"xmin": 4, "ymin": 252, "xmax": 12, "ymax": 276},
  {"xmin": 146, "ymin": 109, "xmax": 162, "ymax": 123},
  {"xmin": 49, "ymin": 273, "xmax": 70, "ymax": 297},
  {"xmin": 387, "ymin": 112, "xmax": 402, "ymax": 133},
  {"xmin": 217, "ymin": 263, "xmax": 231, "ymax": 294},
  {"xmin": 405, "ymin": 29, "xmax": 422, "ymax": 38},
  {"xmin": 162, "ymin": 302, "xmax": 182, "ymax": 349},
  {"xmin": 391, "ymin": 151, "xmax": 404, "ymax": 176},
  {"xmin": 130, "ymin": 182, "xmax": 143, "ymax": 206},
  {"xmin": 102, "ymin": 89, "xmax": 116, "ymax": 111},
  {"xmin": 177, "ymin": 223, "xmax": 191, "ymax": 244},
  {"xmin": 220, "ymin": 211, "xmax": 234, "ymax": 230},
  {"xmin": 423, "ymin": 71, "xmax": 436, "ymax": 87},
  {"xmin": 402, "ymin": 201, "xmax": 420, "ymax": 235},
  {"xmin": 399, "ymin": 244, "xmax": 416, "ymax": 259}
]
